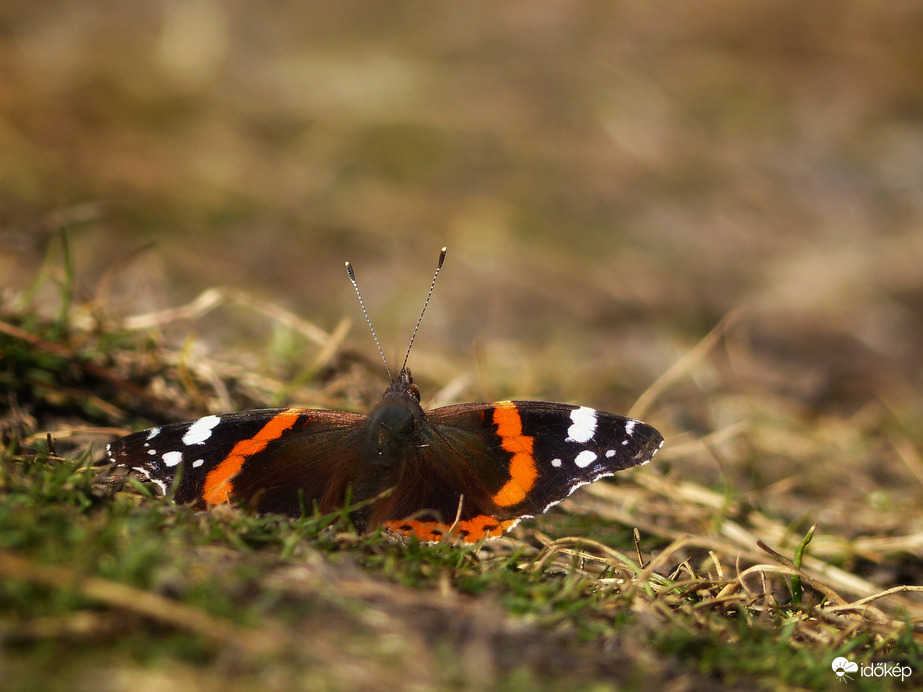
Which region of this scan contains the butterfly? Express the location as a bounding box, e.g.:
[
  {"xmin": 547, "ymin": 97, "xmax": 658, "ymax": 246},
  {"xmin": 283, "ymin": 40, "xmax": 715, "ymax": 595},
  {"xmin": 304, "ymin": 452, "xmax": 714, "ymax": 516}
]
[{"xmin": 107, "ymin": 248, "xmax": 663, "ymax": 542}]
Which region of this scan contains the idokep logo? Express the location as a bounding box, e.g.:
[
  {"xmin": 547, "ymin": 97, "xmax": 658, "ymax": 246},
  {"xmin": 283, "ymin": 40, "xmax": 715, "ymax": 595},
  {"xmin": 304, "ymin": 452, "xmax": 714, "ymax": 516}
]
[
  {"xmin": 832, "ymin": 657, "xmax": 859, "ymax": 682},
  {"xmin": 831, "ymin": 656, "xmax": 913, "ymax": 683}
]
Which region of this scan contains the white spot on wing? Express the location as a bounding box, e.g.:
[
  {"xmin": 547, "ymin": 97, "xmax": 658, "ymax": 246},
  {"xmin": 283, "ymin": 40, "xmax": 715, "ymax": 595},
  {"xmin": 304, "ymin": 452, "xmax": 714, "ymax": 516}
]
[
  {"xmin": 162, "ymin": 451, "xmax": 183, "ymax": 467},
  {"xmin": 146, "ymin": 427, "xmax": 161, "ymax": 441},
  {"xmin": 566, "ymin": 407, "xmax": 597, "ymax": 444},
  {"xmin": 182, "ymin": 415, "xmax": 221, "ymax": 445},
  {"xmin": 574, "ymin": 450, "xmax": 597, "ymax": 468},
  {"xmin": 551, "ymin": 458, "xmax": 562, "ymax": 467},
  {"xmin": 624, "ymin": 419, "xmax": 636, "ymax": 437},
  {"xmin": 148, "ymin": 449, "xmax": 157, "ymax": 456},
  {"xmin": 537, "ymin": 429, "xmax": 662, "ymax": 515},
  {"xmin": 192, "ymin": 459, "xmax": 205, "ymax": 468},
  {"xmin": 605, "ymin": 449, "xmax": 616, "ymax": 458}
]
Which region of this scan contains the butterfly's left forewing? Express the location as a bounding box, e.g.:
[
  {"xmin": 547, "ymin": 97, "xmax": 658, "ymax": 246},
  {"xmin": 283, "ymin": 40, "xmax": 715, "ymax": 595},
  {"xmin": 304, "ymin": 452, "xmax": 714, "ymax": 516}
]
[
  {"xmin": 378, "ymin": 401, "xmax": 664, "ymax": 542},
  {"xmin": 107, "ymin": 408, "xmax": 367, "ymax": 516}
]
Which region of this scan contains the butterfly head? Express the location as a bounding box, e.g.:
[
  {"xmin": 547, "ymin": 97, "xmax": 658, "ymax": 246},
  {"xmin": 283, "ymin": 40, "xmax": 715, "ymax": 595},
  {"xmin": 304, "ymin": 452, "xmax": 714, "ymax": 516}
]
[{"xmin": 382, "ymin": 368, "xmax": 420, "ymax": 404}]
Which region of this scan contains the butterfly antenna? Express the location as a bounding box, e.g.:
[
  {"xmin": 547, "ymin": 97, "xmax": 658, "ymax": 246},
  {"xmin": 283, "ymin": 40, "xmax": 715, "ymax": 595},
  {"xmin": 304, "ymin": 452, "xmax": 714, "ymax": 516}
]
[
  {"xmin": 400, "ymin": 246, "xmax": 447, "ymax": 374},
  {"xmin": 345, "ymin": 259, "xmax": 393, "ymax": 382}
]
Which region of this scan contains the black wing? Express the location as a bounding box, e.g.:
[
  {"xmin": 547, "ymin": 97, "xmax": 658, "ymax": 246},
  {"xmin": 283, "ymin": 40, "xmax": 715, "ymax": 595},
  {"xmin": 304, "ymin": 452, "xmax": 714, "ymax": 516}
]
[
  {"xmin": 107, "ymin": 408, "xmax": 368, "ymax": 517},
  {"xmin": 373, "ymin": 401, "xmax": 663, "ymax": 541}
]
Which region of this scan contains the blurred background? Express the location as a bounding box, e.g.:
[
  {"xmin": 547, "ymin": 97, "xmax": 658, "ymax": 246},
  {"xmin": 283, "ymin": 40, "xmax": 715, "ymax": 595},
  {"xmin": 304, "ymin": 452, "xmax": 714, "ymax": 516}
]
[{"xmin": 1, "ymin": 2, "xmax": 922, "ymax": 498}]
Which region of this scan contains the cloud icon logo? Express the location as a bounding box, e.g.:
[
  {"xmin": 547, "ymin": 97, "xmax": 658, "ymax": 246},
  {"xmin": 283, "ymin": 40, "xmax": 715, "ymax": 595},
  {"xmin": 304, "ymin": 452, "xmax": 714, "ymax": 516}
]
[{"xmin": 832, "ymin": 657, "xmax": 859, "ymax": 681}]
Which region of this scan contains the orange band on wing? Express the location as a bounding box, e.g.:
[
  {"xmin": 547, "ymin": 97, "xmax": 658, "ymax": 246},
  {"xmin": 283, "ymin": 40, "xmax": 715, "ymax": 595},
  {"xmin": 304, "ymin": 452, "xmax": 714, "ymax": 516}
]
[
  {"xmin": 202, "ymin": 409, "xmax": 301, "ymax": 505},
  {"xmin": 489, "ymin": 401, "xmax": 537, "ymax": 507},
  {"xmin": 384, "ymin": 516, "xmax": 517, "ymax": 543}
]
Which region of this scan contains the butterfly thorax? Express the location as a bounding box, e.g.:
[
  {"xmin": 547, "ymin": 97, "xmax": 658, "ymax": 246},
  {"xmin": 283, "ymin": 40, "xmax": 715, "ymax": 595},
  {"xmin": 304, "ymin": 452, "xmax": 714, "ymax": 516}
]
[
  {"xmin": 363, "ymin": 368, "xmax": 424, "ymax": 466},
  {"xmin": 350, "ymin": 370, "xmax": 426, "ymax": 524}
]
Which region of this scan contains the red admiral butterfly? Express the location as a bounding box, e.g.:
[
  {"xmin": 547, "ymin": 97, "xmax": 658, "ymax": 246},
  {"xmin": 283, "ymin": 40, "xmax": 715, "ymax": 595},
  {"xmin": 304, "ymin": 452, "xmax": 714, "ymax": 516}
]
[{"xmin": 107, "ymin": 249, "xmax": 663, "ymax": 542}]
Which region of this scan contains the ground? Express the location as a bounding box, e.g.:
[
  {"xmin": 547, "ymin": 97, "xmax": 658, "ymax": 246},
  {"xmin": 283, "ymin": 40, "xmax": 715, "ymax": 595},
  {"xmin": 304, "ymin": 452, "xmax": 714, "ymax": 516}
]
[{"xmin": 1, "ymin": 2, "xmax": 922, "ymax": 690}]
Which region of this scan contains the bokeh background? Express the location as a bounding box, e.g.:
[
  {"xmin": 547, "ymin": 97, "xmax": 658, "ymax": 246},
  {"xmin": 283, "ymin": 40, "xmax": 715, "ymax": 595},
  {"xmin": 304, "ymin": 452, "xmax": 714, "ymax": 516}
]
[{"xmin": 2, "ymin": 2, "xmax": 922, "ymax": 517}]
